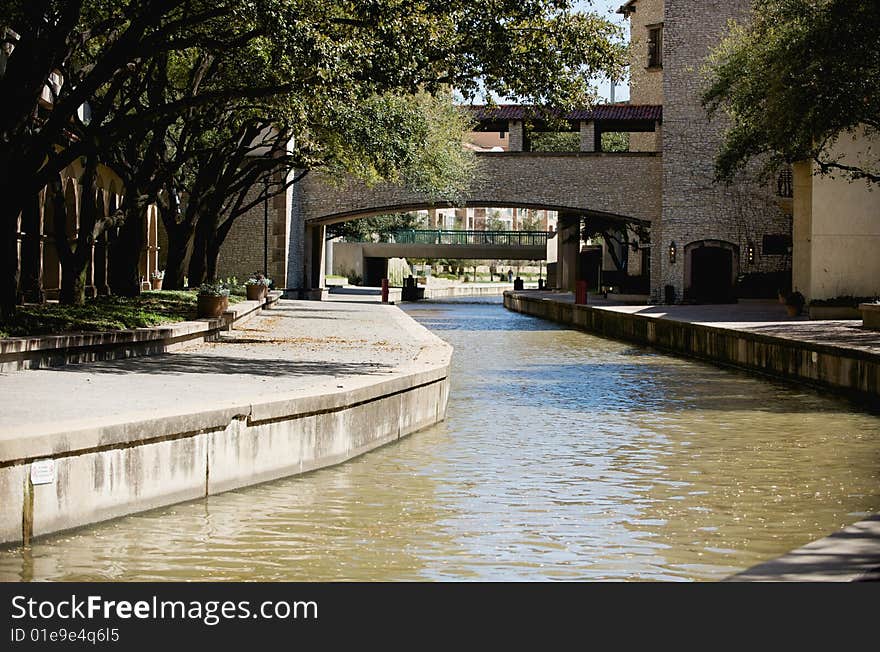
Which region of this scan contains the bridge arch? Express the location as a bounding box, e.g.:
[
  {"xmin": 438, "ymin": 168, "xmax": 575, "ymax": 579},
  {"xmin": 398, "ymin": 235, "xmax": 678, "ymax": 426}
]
[
  {"xmin": 290, "ymin": 151, "xmax": 662, "ymax": 291},
  {"xmin": 298, "ymin": 152, "xmax": 660, "ymax": 226},
  {"xmin": 307, "ymin": 200, "xmax": 649, "ymax": 228}
]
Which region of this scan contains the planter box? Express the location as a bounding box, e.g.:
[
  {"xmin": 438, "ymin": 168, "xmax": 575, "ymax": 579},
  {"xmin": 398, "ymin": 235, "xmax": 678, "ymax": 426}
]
[
  {"xmin": 197, "ymin": 295, "xmax": 229, "ymax": 318},
  {"xmin": 150, "ymin": 279, "xmax": 163, "ymax": 290},
  {"xmin": 808, "ymin": 305, "xmax": 862, "ymax": 320},
  {"xmin": 859, "ymin": 303, "xmax": 880, "ymax": 329}
]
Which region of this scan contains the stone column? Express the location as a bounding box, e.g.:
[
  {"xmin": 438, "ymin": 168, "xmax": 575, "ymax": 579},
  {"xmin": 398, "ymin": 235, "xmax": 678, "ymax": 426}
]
[
  {"xmin": 654, "ymin": 120, "xmax": 663, "ymax": 152},
  {"xmin": 508, "ymin": 120, "xmax": 524, "ymax": 152},
  {"xmin": 791, "ymin": 160, "xmax": 813, "ymax": 301},
  {"xmin": 579, "ymin": 121, "xmax": 596, "ymax": 152},
  {"xmin": 556, "ymin": 213, "xmax": 580, "ymax": 292},
  {"xmin": 20, "ymin": 190, "xmax": 44, "ymax": 303},
  {"xmin": 285, "ymin": 178, "xmax": 305, "ymax": 296},
  {"xmin": 325, "ymin": 237, "xmax": 334, "ymax": 277},
  {"xmin": 303, "ymin": 223, "xmax": 326, "ymax": 295}
]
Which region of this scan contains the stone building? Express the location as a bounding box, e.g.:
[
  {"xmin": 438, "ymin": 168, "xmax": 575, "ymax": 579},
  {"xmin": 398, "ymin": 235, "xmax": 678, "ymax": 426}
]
[{"xmin": 623, "ymin": 0, "xmax": 794, "ymax": 303}]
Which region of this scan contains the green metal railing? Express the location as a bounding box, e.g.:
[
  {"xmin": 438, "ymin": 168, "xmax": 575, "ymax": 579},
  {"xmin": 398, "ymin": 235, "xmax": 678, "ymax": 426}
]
[{"xmin": 389, "ymin": 230, "xmax": 551, "ymax": 246}]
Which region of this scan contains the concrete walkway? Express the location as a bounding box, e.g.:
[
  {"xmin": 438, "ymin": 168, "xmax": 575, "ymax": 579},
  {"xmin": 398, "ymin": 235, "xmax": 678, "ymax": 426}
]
[
  {"xmin": 728, "ymin": 515, "xmax": 880, "ymax": 581},
  {"xmin": 0, "ymin": 298, "xmax": 433, "ymax": 451},
  {"xmin": 532, "ymin": 291, "xmax": 880, "ymax": 356}
]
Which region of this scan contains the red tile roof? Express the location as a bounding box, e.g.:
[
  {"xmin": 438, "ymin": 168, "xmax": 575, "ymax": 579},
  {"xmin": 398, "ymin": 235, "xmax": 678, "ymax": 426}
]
[{"xmin": 465, "ymin": 104, "xmax": 662, "ymax": 122}]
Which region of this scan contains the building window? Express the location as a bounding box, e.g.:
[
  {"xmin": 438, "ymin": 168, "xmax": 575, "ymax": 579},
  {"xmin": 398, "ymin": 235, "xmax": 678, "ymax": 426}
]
[{"xmin": 647, "ymin": 26, "xmax": 662, "ymax": 69}]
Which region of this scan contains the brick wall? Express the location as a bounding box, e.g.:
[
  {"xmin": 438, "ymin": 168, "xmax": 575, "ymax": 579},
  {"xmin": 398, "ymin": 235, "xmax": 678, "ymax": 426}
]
[
  {"xmin": 299, "ymin": 152, "xmax": 662, "ymax": 226},
  {"xmin": 215, "ymin": 174, "xmax": 290, "ymax": 285}
]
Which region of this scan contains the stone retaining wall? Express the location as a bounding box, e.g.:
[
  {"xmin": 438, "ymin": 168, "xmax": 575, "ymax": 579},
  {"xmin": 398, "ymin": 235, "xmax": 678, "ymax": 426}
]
[
  {"xmin": 0, "ymin": 309, "xmax": 452, "ymax": 545},
  {"xmin": 0, "ymin": 292, "xmax": 281, "ymax": 372},
  {"xmin": 504, "ymin": 292, "xmax": 880, "ymax": 402}
]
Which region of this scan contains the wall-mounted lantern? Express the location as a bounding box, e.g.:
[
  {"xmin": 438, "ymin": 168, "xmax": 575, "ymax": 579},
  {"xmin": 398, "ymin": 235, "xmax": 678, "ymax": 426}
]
[
  {"xmin": 746, "ymin": 241, "xmax": 755, "ymax": 265},
  {"xmin": 668, "ymin": 241, "xmax": 677, "ymax": 265}
]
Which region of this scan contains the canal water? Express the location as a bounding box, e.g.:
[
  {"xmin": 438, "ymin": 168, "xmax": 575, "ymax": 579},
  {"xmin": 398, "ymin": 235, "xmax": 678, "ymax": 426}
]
[{"xmin": 2, "ymin": 298, "xmax": 879, "ymax": 581}]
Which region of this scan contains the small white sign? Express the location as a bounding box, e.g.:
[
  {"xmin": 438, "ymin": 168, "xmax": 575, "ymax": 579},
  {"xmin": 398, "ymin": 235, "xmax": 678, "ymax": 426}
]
[{"xmin": 30, "ymin": 459, "xmax": 56, "ymax": 485}]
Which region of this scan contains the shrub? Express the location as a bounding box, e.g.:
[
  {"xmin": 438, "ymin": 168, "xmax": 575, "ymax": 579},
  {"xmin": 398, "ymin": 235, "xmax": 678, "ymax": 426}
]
[{"xmin": 198, "ymin": 282, "xmax": 230, "ymax": 297}]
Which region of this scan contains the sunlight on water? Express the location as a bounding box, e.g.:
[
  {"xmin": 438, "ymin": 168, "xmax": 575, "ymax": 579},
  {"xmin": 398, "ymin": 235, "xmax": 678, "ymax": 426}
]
[{"xmin": 1, "ymin": 297, "xmax": 878, "ymax": 581}]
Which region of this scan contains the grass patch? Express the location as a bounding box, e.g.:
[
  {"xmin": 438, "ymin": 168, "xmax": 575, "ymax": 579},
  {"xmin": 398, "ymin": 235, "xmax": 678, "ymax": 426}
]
[{"xmin": 0, "ymin": 290, "xmax": 245, "ymax": 338}]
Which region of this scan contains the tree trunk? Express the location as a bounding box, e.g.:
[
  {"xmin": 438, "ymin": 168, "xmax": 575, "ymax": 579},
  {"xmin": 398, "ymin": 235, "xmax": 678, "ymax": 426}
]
[
  {"xmin": 0, "ymin": 208, "xmax": 20, "ymax": 320},
  {"xmin": 157, "ymin": 188, "xmax": 192, "ymax": 290},
  {"xmin": 53, "ymin": 160, "xmax": 103, "ymax": 306},
  {"xmin": 19, "ymin": 191, "xmax": 44, "ymax": 303},
  {"xmin": 162, "ymin": 224, "xmax": 192, "ymax": 290},
  {"xmin": 206, "ymin": 237, "xmax": 220, "ymax": 283},
  {"xmin": 60, "ymin": 264, "xmax": 88, "ymax": 305},
  {"xmin": 109, "ymin": 202, "xmax": 147, "ymax": 297},
  {"xmin": 187, "ymin": 218, "xmax": 210, "ymax": 287}
]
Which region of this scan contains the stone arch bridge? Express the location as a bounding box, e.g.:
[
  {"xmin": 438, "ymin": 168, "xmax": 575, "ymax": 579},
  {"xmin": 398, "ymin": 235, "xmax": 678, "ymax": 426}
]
[{"xmin": 287, "ymin": 150, "xmax": 662, "ymax": 293}]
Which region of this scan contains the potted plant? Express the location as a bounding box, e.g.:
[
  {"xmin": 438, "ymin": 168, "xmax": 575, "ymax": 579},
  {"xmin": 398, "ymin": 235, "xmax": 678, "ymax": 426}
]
[
  {"xmin": 197, "ymin": 282, "xmax": 229, "ymax": 318},
  {"xmin": 781, "ymin": 290, "xmax": 805, "ymax": 317},
  {"xmin": 150, "ymin": 270, "xmax": 164, "ymax": 290},
  {"xmin": 245, "ymin": 273, "xmax": 271, "ymax": 301}
]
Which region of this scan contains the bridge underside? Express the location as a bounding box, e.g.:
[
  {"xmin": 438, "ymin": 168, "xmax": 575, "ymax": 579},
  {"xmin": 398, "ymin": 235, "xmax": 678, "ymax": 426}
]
[
  {"xmin": 337, "ymin": 241, "xmax": 546, "ymax": 262},
  {"xmin": 307, "ymin": 201, "xmax": 648, "ymax": 228}
]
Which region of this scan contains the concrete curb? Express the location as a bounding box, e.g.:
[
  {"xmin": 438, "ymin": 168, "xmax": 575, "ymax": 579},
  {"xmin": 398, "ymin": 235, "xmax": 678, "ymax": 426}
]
[
  {"xmin": 504, "ymin": 291, "xmax": 880, "ymax": 402},
  {"xmin": 0, "ymin": 301, "xmax": 452, "ymax": 545},
  {"xmin": 0, "ymin": 291, "xmax": 282, "ymax": 372},
  {"xmin": 728, "ymin": 515, "xmax": 880, "ymax": 582}
]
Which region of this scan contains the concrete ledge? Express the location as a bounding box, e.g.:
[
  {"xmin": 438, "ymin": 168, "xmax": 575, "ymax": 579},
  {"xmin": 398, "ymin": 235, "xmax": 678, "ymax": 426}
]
[
  {"xmin": 0, "ymin": 303, "xmax": 452, "ymax": 545},
  {"xmin": 504, "ymin": 292, "xmax": 880, "ymax": 403},
  {"xmin": 860, "ymin": 303, "xmax": 880, "ymax": 329},
  {"xmin": 728, "ymin": 515, "xmax": 880, "ymax": 581},
  {"xmin": 809, "ymin": 305, "xmax": 862, "ymax": 320},
  {"xmin": 0, "ymin": 291, "xmax": 282, "ymax": 372},
  {"xmin": 421, "ymin": 284, "xmax": 519, "ymax": 300}
]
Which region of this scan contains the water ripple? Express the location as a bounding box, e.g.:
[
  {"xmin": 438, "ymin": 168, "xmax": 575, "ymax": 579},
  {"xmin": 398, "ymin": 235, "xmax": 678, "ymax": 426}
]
[{"xmin": 1, "ymin": 298, "xmax": 878, "ymax": 581}]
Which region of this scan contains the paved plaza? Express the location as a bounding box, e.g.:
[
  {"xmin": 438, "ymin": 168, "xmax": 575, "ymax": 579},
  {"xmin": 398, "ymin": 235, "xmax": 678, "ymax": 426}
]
[{"xmin": 0, "ymin": 297, "xmax": 432, "ymax": 446}]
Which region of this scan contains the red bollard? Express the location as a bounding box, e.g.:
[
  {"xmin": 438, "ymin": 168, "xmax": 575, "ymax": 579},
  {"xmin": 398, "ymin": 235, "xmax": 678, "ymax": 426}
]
[
  {"xmin": 381, "ymin": 278, "xmax": 389, "ymax": 304},
  {"xmin": 575, "ymin": 280, "xmax": 588, "ymax": 305}
]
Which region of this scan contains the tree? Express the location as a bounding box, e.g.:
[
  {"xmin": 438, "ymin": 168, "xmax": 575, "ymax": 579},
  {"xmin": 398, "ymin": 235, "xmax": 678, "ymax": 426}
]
[
  {"xmin": 581, "ymin": 215, "xmax": 649, "ymax": 274},
  {"xmin": 328, "ymin": 213, "xmax": 425, "ymax": 243},
  {"xmin": 48, "ymin": 156, "xmax": 120, "ymax": 304},
  {"xmin": 601, "ymin": 131, "xmax": 629, "ymax": 152},
  {"xmin": 702, "ymin": 0, "xmax": 880, "ymax": 185},
  {"xmin": 0, "ymin": 0, "xmax": 307, "ymax": 308},
  {"xmin": 0, "ymin": 0, "xmax": 627, "ymax": 314},
  {"xmin": 519, "ymin": 209, "xmax": 545, "ymax": 231},
  {"xmin": 530, "ymin": 131, "xmax": 580, "ymax": 152},
  {"xmin": 487, "ymin": 210, "xmax": 509, "ymax": 231}
]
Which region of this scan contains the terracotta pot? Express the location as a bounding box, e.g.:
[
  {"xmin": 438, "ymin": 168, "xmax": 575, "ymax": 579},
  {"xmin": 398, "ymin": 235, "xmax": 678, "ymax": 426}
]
[
  {"xmin": 785, "ymin": 304, "xmax": 800, "ymax": 317},
  {"xmin": 197, "ymin": 294, "xmax": 229, "ymax": 318},
  {"xmin": 151, "ymin": 278, "xmax": 163, "ymax": 290},
  {"xmin": 246, "ymin": 284, "xmax": 266, "ymax": 301}
]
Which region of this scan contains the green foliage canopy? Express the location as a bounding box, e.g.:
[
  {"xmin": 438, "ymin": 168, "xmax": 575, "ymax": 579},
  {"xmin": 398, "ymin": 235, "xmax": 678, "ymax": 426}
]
[
  {"xmin": 328, "ymin": 212, "xmax": 425, "ymax": 242},
  {"xmin": 702, "ymin": 0, "xmax": 880, "ymax": 184}
]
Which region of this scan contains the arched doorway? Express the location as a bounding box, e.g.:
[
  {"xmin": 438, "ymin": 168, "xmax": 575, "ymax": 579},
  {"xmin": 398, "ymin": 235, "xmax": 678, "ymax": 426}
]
[{"xmin": 685, "ymin": 240, "xmax": 739, "ymax": 303}]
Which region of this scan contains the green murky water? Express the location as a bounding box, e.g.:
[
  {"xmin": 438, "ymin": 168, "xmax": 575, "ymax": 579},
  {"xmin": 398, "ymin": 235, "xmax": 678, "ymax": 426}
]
[{"xmin": 1, "ymin": 298, "xmax": 878, "ymax": 581}]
